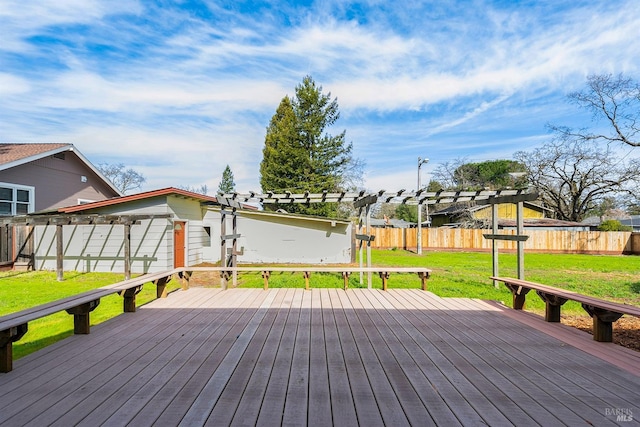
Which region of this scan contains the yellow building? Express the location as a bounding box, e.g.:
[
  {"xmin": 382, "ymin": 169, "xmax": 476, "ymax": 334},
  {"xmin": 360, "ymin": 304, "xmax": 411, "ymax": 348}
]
[{"xmin": 429, "ymin": 202, "xmax": 548, "ymax": 227}]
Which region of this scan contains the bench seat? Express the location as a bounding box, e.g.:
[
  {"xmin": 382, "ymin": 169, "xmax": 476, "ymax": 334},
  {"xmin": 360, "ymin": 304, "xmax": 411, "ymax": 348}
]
[
  {"xmin": 0, "ymin": 269, "xmax": 182, "ymax": 372},
  {"xmin": 491, "ymin": 276, "xmax": 640, "ymax": 343}
]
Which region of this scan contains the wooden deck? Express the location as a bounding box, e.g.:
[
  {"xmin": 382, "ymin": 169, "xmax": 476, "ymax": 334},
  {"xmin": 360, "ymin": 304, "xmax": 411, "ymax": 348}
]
[{"xmin": 0, "ymin": 288, "xmax": 638, "ymax": 426}]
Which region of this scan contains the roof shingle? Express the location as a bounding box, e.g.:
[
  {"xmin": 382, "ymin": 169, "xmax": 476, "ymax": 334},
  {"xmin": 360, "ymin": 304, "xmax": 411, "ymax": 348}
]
[{"xmin": 0, "ymin": 143, "xmax": 70, "ymax": 165}]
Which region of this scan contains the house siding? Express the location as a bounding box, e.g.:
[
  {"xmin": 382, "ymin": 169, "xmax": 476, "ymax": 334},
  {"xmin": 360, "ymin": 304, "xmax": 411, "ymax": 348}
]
[
  {"xmin": 233, "ymin": 212, "xmax": 352, "ymax": 264},
  {"xmin": 34, "ymin": 196, "xmax": 177, "ymax": 273},
  {"xmin": 31, "ymin": 195, "xmax": 353, "ymax": 274},
  {"xmin": 0, "ymin": 152, "xmax": 118, "ymax": 211},
  {"xmin": 34, "ymin": 218, "xmax": 174, "ymax": 273}
]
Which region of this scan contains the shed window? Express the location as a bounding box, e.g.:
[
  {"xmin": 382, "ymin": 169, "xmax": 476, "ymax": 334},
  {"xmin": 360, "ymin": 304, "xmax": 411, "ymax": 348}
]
[{"xmin": 203, "ymin": 226, "xmax": 211, "ymax": 247}]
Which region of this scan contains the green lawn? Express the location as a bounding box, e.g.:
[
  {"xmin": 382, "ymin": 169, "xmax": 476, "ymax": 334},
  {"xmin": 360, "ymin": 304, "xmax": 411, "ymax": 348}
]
[
  {"xmin": 1, "ymin": 250, "xmax": 639, "ymax": 359},
  {"xmin": 226, "ymin": 250, "xmax": 640, "ymax": 314},
  {"xmin": 0, "ymin": 271, "xmax": 181, "ymax": 359}
]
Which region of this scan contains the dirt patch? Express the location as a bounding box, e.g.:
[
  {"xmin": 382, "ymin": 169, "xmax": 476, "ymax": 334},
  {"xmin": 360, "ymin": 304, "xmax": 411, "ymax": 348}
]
[
  {"xmin": 189, "ymin": 270, "xmax": 225, "ymax": 287},
  {"xmin": 562, "ymin": 314, "xmax": 640, "ymax": 352}
]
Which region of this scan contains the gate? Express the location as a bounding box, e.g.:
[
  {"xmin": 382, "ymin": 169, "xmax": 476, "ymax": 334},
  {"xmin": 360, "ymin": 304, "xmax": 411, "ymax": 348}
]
[{"xmin": 0, "ymin": 224, "xmax": 34, "ymax": 269}]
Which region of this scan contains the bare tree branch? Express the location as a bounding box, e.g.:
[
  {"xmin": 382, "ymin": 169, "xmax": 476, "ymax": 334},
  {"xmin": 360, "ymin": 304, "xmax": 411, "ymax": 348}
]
[
  {"xmin": 96, "ymin": 163, "xmax": 146, "ymax": 194},
  {"xmin": 515, "ymin": 137, "xmax": 640, "ymax": 221},
  {"xmin": 550, "ymin": 73, "xmax": 640, "ymax": 147}
]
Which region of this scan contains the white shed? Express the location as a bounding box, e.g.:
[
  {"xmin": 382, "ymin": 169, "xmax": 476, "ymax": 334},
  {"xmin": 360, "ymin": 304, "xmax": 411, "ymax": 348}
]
[{"xmin": 31, "ymin": 188, "xmax": 353, "ymax": 273}]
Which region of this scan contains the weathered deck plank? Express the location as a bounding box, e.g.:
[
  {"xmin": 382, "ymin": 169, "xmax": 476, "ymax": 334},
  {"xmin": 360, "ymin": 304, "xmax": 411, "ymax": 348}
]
[
  {"xmin": 398, "ymin": 290, "xmax": 624, "ymax": 425},
  {"xmin": 0, "ymin": 288, "xmax": 223, "ymax": 426},
  {"xmin": 328, "ymin": 288, "xmax": 385, "ymax": 427},
  {"xmin": 108, "ymin": 288, "xmax": 266, "ymax": 427},
  {"xmin": 0, "ymin": 288, "xmax": 638, "ymax": 426},
  {"xmin": 395, "ymin": 291, "xmax": 611, "ymax": 425},
  {"xmin": 229, "ymin": 288, "xmax": 296, "ymax": 427},
  {"xmin": 254, "ymin": 288, "xmax": 303, "ymax": 427},
  {"xmin": 425, "ymin": 294, "xmax": 638, "ymax": 408},
  {"xmin": 307, "ymin": 287, "xmax": 332, "ymax": 426}
]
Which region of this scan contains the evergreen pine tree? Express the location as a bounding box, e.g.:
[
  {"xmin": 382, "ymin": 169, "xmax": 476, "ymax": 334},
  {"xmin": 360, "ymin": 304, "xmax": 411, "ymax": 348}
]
[
  {"xmin": 260, "ymin": 76, "xmax": 353, "ymax": 217},
  {"xmin": 217, "ymin": 165, "xmax": 236, "ymax": 194}
]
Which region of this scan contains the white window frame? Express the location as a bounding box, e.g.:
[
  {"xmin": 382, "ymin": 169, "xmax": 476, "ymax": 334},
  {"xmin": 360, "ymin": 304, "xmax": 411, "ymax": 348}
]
[{"xmin": 0, "ymin": 182, "xmax": 35, "ymax": 215}]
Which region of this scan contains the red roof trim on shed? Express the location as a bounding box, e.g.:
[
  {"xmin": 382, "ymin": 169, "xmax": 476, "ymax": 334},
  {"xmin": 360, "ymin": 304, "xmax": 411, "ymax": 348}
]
[{"xmin": 59, "ymin": 187, "xmax": 218, "ymax": 213}]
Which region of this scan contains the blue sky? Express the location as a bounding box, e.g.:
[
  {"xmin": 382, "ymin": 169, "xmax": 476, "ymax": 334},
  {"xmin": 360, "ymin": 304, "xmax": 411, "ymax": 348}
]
[{"xmin": 1, "ymin": 0, "xmax": 639, "ymax": 193}]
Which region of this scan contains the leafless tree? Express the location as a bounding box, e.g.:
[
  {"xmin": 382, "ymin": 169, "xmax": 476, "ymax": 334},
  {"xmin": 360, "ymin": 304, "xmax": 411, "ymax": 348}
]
[
  {"xmin": 550, "ymin": 73, "xmax": 640, "ymax": 148},
  {"xmin": 97, "ymin": 163, "xmax": 146, "ymax": 194},
  {"xmin": 514, "ymin": 137, "xmax": 640, "ymax": 222},
  {"xmin": 432, "ymin": 157, "xmax": 469, "ymax": 190},
  {"xmin": 177, "ymin": 184, "xmax": 209, "ymax": 195}
]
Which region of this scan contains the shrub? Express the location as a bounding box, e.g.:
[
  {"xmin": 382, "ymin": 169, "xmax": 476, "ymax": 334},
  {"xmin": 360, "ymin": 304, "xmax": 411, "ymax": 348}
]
[{"xmin": 597, "ymin": 219, "xmax": 633, "ymax": 231}]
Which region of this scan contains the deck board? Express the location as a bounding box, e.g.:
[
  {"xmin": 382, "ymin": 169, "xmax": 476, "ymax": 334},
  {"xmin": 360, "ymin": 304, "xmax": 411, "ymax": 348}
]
[
  {"xmin": 0, "ymin": 287, "xmax": 638, "ymax": 426},
  {"xmin": 328, "ymin": 289, "xmax": 385, "ymax": 427},
  {"xmin": 390, "ymin": 290, "xmax": 620, "ymax": 425},
  {"xmin": 398, "ymin": 291, "xmax": 610, "ymax": 425},
  {"xmin": 436, "ymin": 296, "xmax": 639, "ymax": 408}
]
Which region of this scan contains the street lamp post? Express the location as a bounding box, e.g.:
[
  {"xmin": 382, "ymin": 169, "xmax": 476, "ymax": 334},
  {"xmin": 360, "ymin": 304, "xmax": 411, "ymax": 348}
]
[{"xmin": 417, "ymin": 157, "xmax": 429, "ymax": 255}]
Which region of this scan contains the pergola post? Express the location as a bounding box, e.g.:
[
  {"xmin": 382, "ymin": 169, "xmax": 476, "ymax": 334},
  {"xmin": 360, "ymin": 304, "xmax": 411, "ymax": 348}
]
[
  {"xmin": 492, "ymin": 204, "xmax": 499, "ymax": 289},
  {"xmin": 220, "ymin": 210, "xmax": 227, "ymax": 290},
  {"xmin": 517, "ymin": 201, "xmax": 524, "ymax": 280},
  {"xmin": 56, "ymin": 224, "xmax": 64, "ymax": 282},
  {"xmin": 124, "ymin": 223, "xmax": 131, "ymax": 280},
  {"xmin": 366, "ymin": 204, "xmax": 372, "ymax": 289},
  {"xmin": 232, "ymin": 211, "xmax": 238, "ymax": 288}
]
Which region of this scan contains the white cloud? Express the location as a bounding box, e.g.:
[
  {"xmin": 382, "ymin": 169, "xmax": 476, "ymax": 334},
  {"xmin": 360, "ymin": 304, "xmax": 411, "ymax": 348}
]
[
  {"xmin": 2, "ymin": 0, "xmax": 640, "ymax": 194},
  {"xmin": 0, "ymin": 73, "xmax": 30, "ymax": 95},
  {"xmin": 0, "ymin": 0, "xmax": 142, "ymax": 52}
]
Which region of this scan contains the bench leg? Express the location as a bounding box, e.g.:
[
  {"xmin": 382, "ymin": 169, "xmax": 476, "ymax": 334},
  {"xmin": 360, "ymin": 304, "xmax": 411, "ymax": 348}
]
[
  {"xmin": 342, "ymin": 272, "xmax": 350, "ymax": 291},
  {"xmin": 120, "ymin": 286, "xmax": 143, "ymax": 313},
  {"xmin": 154, "ymin": 275, "xmax": 172, "ymax": 298},
  {"xmin": 0, "ymin": 324, "xmax": 28, "ymax": 373},
  {"xmin": 504, "ymin": 283, "xmax": 531, "ymax": 310},
  {"xmin": 179, "ymin": 270, "xmax": 192, "ymax": 291},
  {"xmin": 581, "ymin": 304, "xmax": 623, "ymax": 342},
  {"xmin": 379, "ymin": 272, "xmax": 390, "ymax": 291},
  {"xmin": 536, "ymin": 291, "xmax": 568, "ymax": 322},
  {"xmin": 262, "ymin": 271, "xmax": 270, "ymax": 290},
  {"xmin": 65, "ymin": 300, "xmax": 100, "ymax": 334},
  {"xmin": 418, "ymin": 272, "xmax": 429, "ymax": 291},
  {"xmin": 303, "ymin": 271, "xmax": 310, "ymax": 291}
]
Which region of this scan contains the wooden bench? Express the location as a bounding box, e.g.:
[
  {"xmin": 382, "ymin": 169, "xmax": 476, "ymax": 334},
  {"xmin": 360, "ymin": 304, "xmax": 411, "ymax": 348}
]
[
  {"xmin": 491, "ymin": 276, "xmax": 640, "ymax": 342},
  {"xmin": 182, "ymin": 266, "xmax": 432, "ymax": 291},
  {"xmin": 0, "ymin": 268, "xmax": 184, "ymax": 373}
]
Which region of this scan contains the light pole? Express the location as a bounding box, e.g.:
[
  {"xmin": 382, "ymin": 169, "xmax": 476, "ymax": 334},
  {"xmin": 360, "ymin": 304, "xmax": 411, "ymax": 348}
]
[{"xmin": 417, "ymin": 157, "xmax": 429, "ymax": 255}]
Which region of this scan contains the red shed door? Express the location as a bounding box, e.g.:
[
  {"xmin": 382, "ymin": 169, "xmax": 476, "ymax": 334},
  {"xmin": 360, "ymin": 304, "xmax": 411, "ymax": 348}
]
[{"xmin": 174, "ymin": 221, "xmax": 186, "ymax": 268}]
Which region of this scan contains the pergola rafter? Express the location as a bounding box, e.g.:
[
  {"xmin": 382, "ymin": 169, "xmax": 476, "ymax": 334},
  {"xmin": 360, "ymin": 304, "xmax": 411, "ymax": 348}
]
[
  {"xmin": 219, "ymin": 189, "xmax": 538, "ymax": 288},
  {"xmin": 219, "ymin": 188, "xmax": 538, "ymax": 206}
]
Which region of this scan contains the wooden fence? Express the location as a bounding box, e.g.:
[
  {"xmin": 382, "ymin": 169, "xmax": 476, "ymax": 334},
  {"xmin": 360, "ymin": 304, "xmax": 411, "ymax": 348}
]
[
  {"xmin": 0, "ymin": 225, "xmax": 34, "ymax": 268},
  {"xmin": 369, "ymin": 228, "xmax": 640, "ymax": 255}
]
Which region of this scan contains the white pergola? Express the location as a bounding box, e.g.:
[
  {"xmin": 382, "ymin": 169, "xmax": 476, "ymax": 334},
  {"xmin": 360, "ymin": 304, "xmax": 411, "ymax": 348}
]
[{"xmin": 218, "ymin": 189, "xmax": 538, "ymax": 288}]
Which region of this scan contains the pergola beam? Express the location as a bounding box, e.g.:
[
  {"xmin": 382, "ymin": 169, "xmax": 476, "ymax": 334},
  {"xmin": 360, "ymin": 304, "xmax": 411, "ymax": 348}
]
[
  {"xmin": 4, "ymin": 214, "xmax": 173, "ymax": 281},
  {"xmin": 219, "ymin": 189, "xmax": 537, "ymax": 207},
  {"xmin": 0, "ymin": 214, "xmax": 172, "ymax": 226}
]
